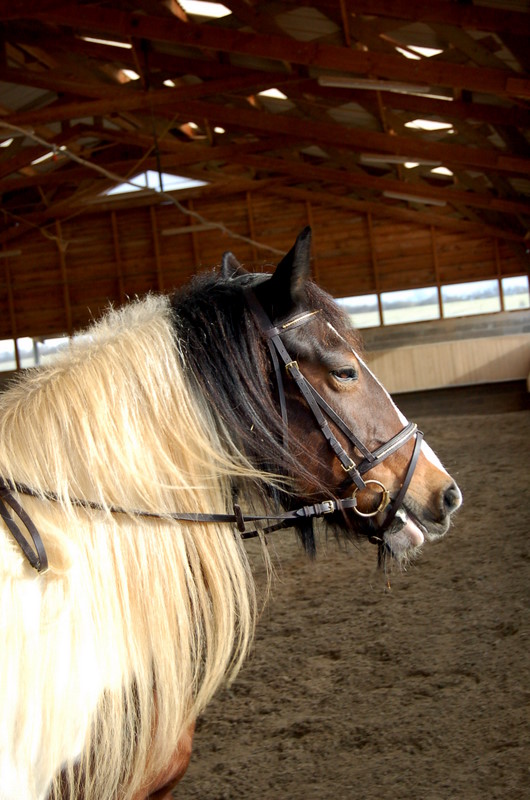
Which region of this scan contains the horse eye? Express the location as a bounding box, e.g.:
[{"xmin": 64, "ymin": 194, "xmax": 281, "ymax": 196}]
[{"xmin": 331, "ymin": 367, "xmax": 358, "ymax": 382}]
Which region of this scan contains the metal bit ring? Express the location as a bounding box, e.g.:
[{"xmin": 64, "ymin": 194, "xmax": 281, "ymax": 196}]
[{"xmin": 352, "ymin": 479, "xmax": 391, "ymax": 518}]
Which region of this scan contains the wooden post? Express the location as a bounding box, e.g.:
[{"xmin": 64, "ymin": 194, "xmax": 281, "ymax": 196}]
[
  {"xmin": 111, "ymin": 211, "xmax": 125, "ymax": 303},
  {"xmin": 494, "ymin": 237, "xmax": 504, "ymax": 311},
  {"xmin": 3, "ymin": 251, "xmax": 20, "ymax": 369},
  {"xmin": 187, "ymin": 200, "xmax": 200, "ymax": 271},
  {"xmin": 55, "ymin": 221, "xmax": 72, "ymax": 335},
  {"xmin": 367, "ymin": 213, "xmax": 383, "ymax": 325},
  {"xmin": 430, "ymin": 226, "xmax": 443, "ymax": 318},
  {"xmin": 305, "ymin": 200, "xmax": 320, "ymax": 284},
  {"xmin": 246, "ymin": 192, "xmax": 258, "ymax": 265},
  {"xmin": 150, "ymin": 206, "xmax": 164, "ymax": 292}
]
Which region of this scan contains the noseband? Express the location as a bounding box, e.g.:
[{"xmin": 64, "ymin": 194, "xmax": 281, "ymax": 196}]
[
  {"xmin": 1, "ymin": 290, "xmax": 422, "ymax": 573},
  {"xmin": 244, "ymin": 289, "xmax": 423, "ymax": 537}
]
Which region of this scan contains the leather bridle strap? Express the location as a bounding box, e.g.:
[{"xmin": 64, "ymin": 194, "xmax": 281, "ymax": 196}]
[
  {"xmin": 0, "ymin": 482, "xmax": 48, "ymax": 572},
  {"xmin": 378, "ymin": 428, "xmax": 424, "ymax": 533},
  {"xmin": 244, "ymin": 289, "xmax": 423, "ymax": 530},
  {"xmin": 244, "ymin": 289, "xmax": 371, "ymax": 490},
  {"xmin": 0, "ymin": 477, "xmax": 360, "ymax": 571}
]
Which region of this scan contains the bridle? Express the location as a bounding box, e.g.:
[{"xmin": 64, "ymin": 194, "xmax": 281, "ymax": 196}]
[
  {"xmin": 243, "ymin": 289, "xmax": 423, "ymax": 540},
  {"xmin": 0, "ymin": 290, "xmax": 422, "ymax": 574}
]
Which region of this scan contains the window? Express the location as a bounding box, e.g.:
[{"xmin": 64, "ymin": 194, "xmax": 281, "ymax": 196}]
[
  {"xmin": 16, "ymin": 337, "xmax": 38, "ymax": 369},
  {"xmin": 381, "ymin": 287, "xmax": 440, "ymax": 325},
  {"xmin": 35, "ymin": 336, "xmax": 70, "ymax": 365},
  {"xmin": 0, "ymin": 340, "xmax": 16, "ymax": 372},
  {"xmin": 104, "ymin": 170, "xmax": 207, "ymax": 197},
  {"xmin": 502, "ymin": 276, "xmax": 529, "ymax": 311},
  {"xmin": 336, "ymin": 294, "xmax": 380, "ymax": 328},
  {"xmin": 441, "ymin": 279, "xmax": 501, "ymax": 318}
]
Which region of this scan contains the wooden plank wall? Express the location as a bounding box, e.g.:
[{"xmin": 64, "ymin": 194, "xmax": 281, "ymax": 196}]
[
  {"xmin": 368, "ymin": 334, "xmax": 530, "ymax": 393},
  {"xmin": 0, "ymin": 190, "xmax": 526, "ymax": 339}
]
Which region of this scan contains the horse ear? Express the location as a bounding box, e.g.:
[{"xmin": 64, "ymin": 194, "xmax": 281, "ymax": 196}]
[
  {"xmin": 221, "ymin": 251, "xmax": 247, "ymax": 279},
  {"xmin": 258, "ymin": 227, "xmax": 312, "ymax": 316}
]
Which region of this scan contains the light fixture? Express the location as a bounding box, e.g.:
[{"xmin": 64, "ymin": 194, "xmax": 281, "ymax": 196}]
[
  {"xmin": 318, "ymin": 76, "xmax": 431, "ymax": 95},
  {"xmin": 0, "ymin": 138, "xmax": 13, "ymax": 148},
  {"xmin": 405, "ymin": 119, "xmax": 454, "ymax": 131},
  {"xmin": 431, "ymin": 166, "xmax": 454, "ymax": 176},
  {"xmin": 360, "ymin": 154, "xmax": 441, "ymax": 167},
  {"xmin": 383, "ymin": 191, "xmax": 446, "ymax": 207},
  {"xmin": 81, "ymin": 36, "xmax": 132, "ymax": 49},
  {"xmin": 164, "ymin": 79, "xmax": 176, "ymax": 88},
  {"xmin": 31, "ymin": 146, "xmax": 66, "ymax": 165},
  {"xmin": 214, "ymin": 127, "xmax": 225, "ymax": 134}
]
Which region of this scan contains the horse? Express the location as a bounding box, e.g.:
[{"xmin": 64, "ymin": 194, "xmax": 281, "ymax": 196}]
[{"xmin": 0, "ymin": 227, "xmax": 461, "ymax": 800}]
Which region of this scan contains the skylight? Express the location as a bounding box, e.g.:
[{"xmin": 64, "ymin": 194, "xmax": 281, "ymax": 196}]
[
  {"xmin": 409, "ymin": 46, "xmax": 444, "ymax": 58},
  {"xmin": 104, "ymin": 170, "xmax": 207, "ymax": 196},
  {"xmin": 395, "ymin": 47, "xmax": 421, "ymax": 61},
  {"xmin": 258, "ymin": 88, "xmax": 288, "ymax": 100},
  {"xmin": 120, "ymin": 69, "xmax": 140, "ymax": 82},
  {"xmin": 178, "ymin": 1, "xmax": 231, "ymax": 18}
]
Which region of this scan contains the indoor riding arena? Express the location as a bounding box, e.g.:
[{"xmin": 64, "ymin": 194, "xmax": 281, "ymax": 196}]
[{"xmin": 1, "ymin": 3, "xmax": 529, "ymax": 800}]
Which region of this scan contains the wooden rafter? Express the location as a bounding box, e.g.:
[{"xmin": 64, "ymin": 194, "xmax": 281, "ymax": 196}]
[{"xmin": 13, "ymin": 6, "xmax": 530, "ymax": 99}]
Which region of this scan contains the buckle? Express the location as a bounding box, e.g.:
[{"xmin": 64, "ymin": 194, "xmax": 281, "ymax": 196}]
[
  {"xmin": 285, "ymin": 360, "xmax": 299, "ymax": 374},
  {"xmin": 320, "ymin": 500, "xmax": 334, "ymax": 515}
]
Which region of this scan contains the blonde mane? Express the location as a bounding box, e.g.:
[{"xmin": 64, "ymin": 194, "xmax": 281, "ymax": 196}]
[{"xmin": 0, "ymin": 295, "xmax": 265, "ymax": 800}]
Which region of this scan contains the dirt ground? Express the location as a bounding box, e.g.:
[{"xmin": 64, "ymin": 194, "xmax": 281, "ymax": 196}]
[{"xmin": 177, "ymin": 385, "xmax": 530, "ymax": 800}]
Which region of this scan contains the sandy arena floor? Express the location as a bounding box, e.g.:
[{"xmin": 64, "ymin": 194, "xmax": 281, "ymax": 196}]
[{"xmin": 177, "ymin": 386, "xmax": 530, "ymax": 800}]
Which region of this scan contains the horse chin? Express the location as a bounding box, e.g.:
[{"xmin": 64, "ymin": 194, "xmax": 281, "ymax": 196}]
[{"xmin": 381, "ymin": 508, "xmax": 425, "ymax": 562}]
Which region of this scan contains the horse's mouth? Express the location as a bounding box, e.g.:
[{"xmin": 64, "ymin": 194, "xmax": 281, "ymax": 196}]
[
  {"xmin": 381, "ymin": 507, "xmax": 425, "ymax": 560},
  {"xmin": 382, "ymin": 505, "xmax": 451, "ymax": 560}
]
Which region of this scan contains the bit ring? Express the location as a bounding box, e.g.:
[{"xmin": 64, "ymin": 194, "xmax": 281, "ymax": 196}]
[{"xmin": 352, "ymin": 479, "xmax": 391, "ymax": 518}]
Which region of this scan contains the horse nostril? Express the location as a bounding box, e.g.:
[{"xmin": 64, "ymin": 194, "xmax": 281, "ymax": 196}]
[{"xmin": 443, "ymin": 482, "xmax": 462, "ymax": 515}]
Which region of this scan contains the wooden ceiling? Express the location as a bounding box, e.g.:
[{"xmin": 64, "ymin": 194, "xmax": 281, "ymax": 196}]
[{"xmin": 1, "ymin": 0, "xmax": 529, "ymax": 272}]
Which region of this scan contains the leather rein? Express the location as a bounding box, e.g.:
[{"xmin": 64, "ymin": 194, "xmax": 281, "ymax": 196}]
[{"xmin": 0, "ymin": 291, "xmax": 422, "ymax": 574}]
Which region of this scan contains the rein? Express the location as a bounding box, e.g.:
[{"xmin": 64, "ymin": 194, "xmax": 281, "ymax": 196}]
[
  {"xmin": 0, "ymin": 477, "xmax": 359, "ymax": 574},
  {"xmin": 1, "ymin": 290, "xmax": 422, "ymax": 574}
]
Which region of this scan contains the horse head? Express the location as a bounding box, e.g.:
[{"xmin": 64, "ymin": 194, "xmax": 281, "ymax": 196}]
[{"xmin": 199, "ymin": 227, "xmax": 462, "ymax": 562}]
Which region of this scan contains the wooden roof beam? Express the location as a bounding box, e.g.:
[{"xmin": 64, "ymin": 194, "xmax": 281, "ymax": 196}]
[
  {"xmin": 150, "ymin": 99, "xmax": 530, "ymax": 177},
  {"xmin": 300, "ymin": 0, "xmax": 530, "ymax": 37},
  {"xmin": 231, "ymin": 153, "xmax": 530, "ymax": 219},
  {"xmin": 3, "ymin": 96, "xmax": 530, "ymax": 181},
  {"xmin": 1, "ymin": 70, "xmax": 290, "ymax": 127},
  {"xmin": 22, "ymin": 6, "xmax": 530, "ymax": 100},
  {"xmin": 265, "ymin": 184, "xmax": 526, "ymax": 243}
]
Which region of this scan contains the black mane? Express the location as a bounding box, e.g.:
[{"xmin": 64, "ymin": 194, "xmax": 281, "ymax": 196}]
[
  {"xmin": 170, "ymin": 270, "xmax": 359, "ymax": 554},
  {"xmin": 171, "ymin": 271, "xmax": 295, "ymax": 480}
]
